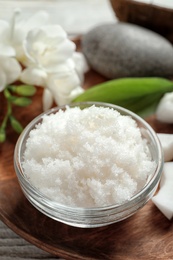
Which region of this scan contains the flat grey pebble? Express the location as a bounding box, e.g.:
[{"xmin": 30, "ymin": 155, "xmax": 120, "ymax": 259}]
[{"xmin": 82, "ymin": 23, "xmax": 173, "ymax": 78}]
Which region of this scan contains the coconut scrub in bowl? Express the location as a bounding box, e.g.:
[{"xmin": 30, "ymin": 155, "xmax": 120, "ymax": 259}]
[{"xmin": 14, "ymin": 102, "xmax": 163, "ymax": 228}]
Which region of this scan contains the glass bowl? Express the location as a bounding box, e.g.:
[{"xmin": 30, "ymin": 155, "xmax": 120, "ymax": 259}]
[{"xmin": 14, "ymin": 102, "xmax": 163, "ymax": 228}]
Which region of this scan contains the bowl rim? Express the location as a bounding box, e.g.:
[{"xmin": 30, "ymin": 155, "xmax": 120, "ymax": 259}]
[{"xmin": 14, "ymin": 101, "xmax": 164, "ymax": 213}]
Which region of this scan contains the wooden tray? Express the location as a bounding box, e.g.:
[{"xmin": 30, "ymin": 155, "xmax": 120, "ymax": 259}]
[{"xmin": 0, "ymin": 68, "xmax": 173, "ymax": 260}]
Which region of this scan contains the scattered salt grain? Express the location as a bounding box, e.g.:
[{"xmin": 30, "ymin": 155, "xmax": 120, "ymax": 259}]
[{"xmin": 22, "ymin": 105, "xmax": 156, "ymax": 207}]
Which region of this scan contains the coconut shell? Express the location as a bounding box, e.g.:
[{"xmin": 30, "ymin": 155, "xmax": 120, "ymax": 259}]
[{"xmin": 109, "ymin": 0, "xmax": 173, "ymax": 43}]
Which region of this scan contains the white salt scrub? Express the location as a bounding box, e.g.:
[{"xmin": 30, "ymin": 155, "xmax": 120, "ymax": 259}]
[{"xmin": 22, "ymin": 106, "xmax": 156, "ymax": 207}]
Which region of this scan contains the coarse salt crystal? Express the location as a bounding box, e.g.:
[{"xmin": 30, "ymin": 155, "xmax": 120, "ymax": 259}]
[{"xmin": 22, "ymin": 105, "xmax": 156, "ymax": 207}]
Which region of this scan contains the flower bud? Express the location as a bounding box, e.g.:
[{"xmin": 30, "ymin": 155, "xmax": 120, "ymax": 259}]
[
  {"xmin": 12, "ymin": 97, "xmax": 32, "ymax": 106},
  {"xmin": 10, "ymin": 85, "xmax": 36, "ymax": 96},
  {"xmin": 9, "ymin": 116, "xmax": 23, "ymax": 134}
]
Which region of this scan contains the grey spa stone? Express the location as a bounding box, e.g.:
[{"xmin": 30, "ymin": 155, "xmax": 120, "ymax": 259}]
[{"xmin": 82, "ymin": 23, "xmax": 173, "ymax": 78}]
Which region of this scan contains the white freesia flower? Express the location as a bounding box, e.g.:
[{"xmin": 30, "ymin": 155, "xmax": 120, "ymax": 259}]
[
  {"xmin": 41, "ymin": 68, "xmax": 85, "ymax": 111},
  {"xmin": 0, "ymin": 9, "xmax": 89, "ymax": 142},
  {"xmin": 46, "ymin": 70, "xmax": 84, "ymax": 106},
  {"xmin": 22, "ymin": 25, "xmax": 75, "ymax": 73},
  {"xmin": 0, "ymin": 9, "xmax": 49, "ymax": 62},
  {"xmin": 0, "ymin": 55, "xmax": 22, "ymax": 92},
  {"xmin": 42, "ymin": 70, "xmax": 84, "ymax": 111},
  {"xmin": 20, "ymin": 25, "xmax": 88, "ymax": 109},
  {"xmin": 0, "ymin": 9, "xmax": 88, "ymax": 109}
]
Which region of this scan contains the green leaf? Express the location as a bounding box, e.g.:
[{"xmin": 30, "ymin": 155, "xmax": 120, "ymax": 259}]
[
  {"xmin": 137, "ymin": 100, "xmax": 159, "ymax": 118},
  {"xmin": 123, "ymin": 92, "xmax": 162, "ymax": 113},
  {"xmin": 73, "ymin": 77, "xmax": 173, "ymax": 116},
  {"xmin": 9, "ymin": 85, "xmax": 37, "ymax": 96},
  {"xmin": 9, "ymin": 116, "xmax": 23, "ymax": 134},
  {"xmin": 4, "ymin": 88, "xmax": 11, "ymax": 99},
  {"xmin": 11, "ymin": 97, "xmax": 32, "ymax": 106},
  {"xmin": 0, "ymin": 128, "xmax": 6, "ymax": 142}
]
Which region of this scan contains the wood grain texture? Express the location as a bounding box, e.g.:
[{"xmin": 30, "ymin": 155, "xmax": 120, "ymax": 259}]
[
  {"xmin": 0, "ymin": 220, "xmax": 60, "ymax": 260},
  {"xmin": 0, "ymin": 67, "xmax": 173, "ymax": 260}
]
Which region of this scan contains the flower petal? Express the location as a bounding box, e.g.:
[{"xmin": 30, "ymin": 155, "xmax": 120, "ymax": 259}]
[
  {"xmin": 13, "ymin": 10, "xmax": 49, "ymax": 61},
  {"xmin": 0, "ymin": 71, "xmax": 7, "ymax": 92},
  {"xmin": 0, "ymin": 20, "xmax": 16, "ymax": 56},
  {"xmin": 73, "ymin": 52, "xmax": 89, "ymax": 83},
  {"xmin": 51, "ymin": 86, "xmax": 84, "ymax": 106},
  {"xmin": 69, "ymin": 86, "xmax": 84, "ymax": 100},
  {"xmin": 46, "ymin": 70, "xmax": 84, "ymax": 105},
  {"xmin": 20, "ymin": 67, "xmax": 47, "ymax": 86},
  {"xmin": 0, "ymin": 56, "xmax": 21, "ymax": 85},
  {"xmin": 23, "ymin": 25, "xmax": 76, "ymax": 72},
  {"xmin": 42, "ymin": 88, "xmax": 54, "ymax": 111},
  {"xmin": 0, "ymin": 44, "xmax": 16, "ymax": 57},
  {"xmin": 47, "ymin": 70, "xmax": 80, "ymax": 94},
  {"xmin": 42, "ymin": 39, "xmax": 75, "ymax": 72}
]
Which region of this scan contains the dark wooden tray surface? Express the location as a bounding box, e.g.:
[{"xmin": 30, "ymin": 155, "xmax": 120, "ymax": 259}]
[{"xmin": 0, "ymin": 67, "xmax": 173, "ymax": 260}]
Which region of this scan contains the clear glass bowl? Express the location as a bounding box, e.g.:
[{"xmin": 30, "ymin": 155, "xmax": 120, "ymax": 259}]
[{"xmin": 14, "ymin": 102, "xmax": 164, "ymax": 228}]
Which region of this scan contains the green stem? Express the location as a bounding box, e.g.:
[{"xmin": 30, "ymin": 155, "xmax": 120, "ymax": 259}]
[{"xmin": 1, "ymin": 100, "xmax": 12, "ymax": 130}]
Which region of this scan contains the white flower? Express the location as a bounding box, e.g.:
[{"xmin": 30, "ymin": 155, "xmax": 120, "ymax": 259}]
[
  {"xmin": 41, "ymin": 70, "xmax": 84, "ymax": 111},
  {"xmin": 0, "ymin": 9, "xmax": 49, "ymax": 61},
  {"xmin": 20, "ymin": 25, "xmax": 88, "ymax": 110},
  {"xmin": 0, "ymin": 55, "xmax": 22, "ymax": 92},
  {"xmin": 46, "ymin": 70, "xmax": 84, "ymax": 106},
  {"xmin": 0, "ymin": 9, "xmax": 89, "ymax": 109},
  {"xmin": 22, "ymin": 25, "xmax": 76, "ymax": 73}
]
